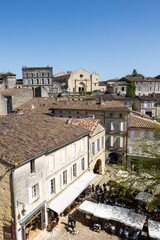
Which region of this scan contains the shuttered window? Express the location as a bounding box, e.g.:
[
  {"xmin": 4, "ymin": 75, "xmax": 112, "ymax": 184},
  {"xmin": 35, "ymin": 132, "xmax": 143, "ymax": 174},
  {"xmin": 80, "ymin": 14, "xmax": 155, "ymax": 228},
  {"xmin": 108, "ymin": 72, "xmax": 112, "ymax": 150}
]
[{"xmin": 110, "ymin": 136, "xmax": 114, "ymax": 147}]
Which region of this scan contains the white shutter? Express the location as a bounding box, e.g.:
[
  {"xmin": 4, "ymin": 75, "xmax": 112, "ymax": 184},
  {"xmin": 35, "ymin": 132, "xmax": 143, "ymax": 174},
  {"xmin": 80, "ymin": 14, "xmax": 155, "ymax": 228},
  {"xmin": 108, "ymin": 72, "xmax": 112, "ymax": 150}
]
[
  {"xmin": 130, "ymin": 130, "xmax": 135, "ymax": 139},
  {"xmin": 110, "ymin": 136, "xmax": 113, "ymax": 147},
  {"xmin": 91, "ymin": 143, "xmax": 94, "ymax": 156},
  {"xmin": 81, "ymin": 139, "xmax": 84, "ymax": 152},
  {"xmin": 71, "ymin": 166, "xmax": 73, "ymax": 181},
  {"xmin": 55, "ymin": 177, "xmax": 58, "ymax": 194},
  {"xmin": 84, "ymin": 157, "xmax": 86, "ymax": 170},
  {"xmin": 66, "ymin": 169, "xmax": 69, "ymax": 185},
  {"xmin": 39, "ymin": 181, "xmax": 42, "ymax": 198},
  {"xmin": 100, "ymin": 137, "xmax": 102, "ymax": 150},
  {"xmin": 28, "ymin": 187, "xmax": 33, "ymax": 204},
  {"xmin": 110, "ymin": 122, "xmax": 114, "ymax": 131},
  {"xmin": 48, "ymin": 181, "xmax": 51, "ymax": 199},
  {"xmin": 72, "ymin": 144, "xmax": 76, "ymax": 158},
  {"xmin": 119, "ymin": 137, "xmax": 123, "ymax": 148},
  {"xmin": 62, "ymin": 148, "xmax": 66, "ymax": 163},
  {"xmin": 103, "ymin": 136, "xmax": 105, "ymax": 148},
  {"xmin": 76, "ymin": 163, "xmax": 78, "ymax": 177},
  {"xmin": 60, "ymin": 173, "xmax": 63, "ymax": 189},
  {"xmin": 49, "ymin": 155, "xmax": 54, "ymax": 172},
  {"xmin": 119, "ymin": 122, "xmax": 124, "ymax": 131},
  {"xmin": 95, "ymin": 141, "xmax": 98, "ymax": 153}
]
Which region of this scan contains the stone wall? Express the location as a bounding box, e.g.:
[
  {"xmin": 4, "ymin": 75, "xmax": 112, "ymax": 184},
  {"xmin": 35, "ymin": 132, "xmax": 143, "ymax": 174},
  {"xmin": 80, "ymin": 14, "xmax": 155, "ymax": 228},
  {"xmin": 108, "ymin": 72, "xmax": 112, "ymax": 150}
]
[
  {"xmin": 0, "ymin": 93, "xmax": 7, "ymax": 115},
  {"xmin": 12, "ymin": 89, "xmax": 33, "ymax": 110},
  {"xmin": 0, "ymin": 161, "xmax": 14, "ymax": 240}
]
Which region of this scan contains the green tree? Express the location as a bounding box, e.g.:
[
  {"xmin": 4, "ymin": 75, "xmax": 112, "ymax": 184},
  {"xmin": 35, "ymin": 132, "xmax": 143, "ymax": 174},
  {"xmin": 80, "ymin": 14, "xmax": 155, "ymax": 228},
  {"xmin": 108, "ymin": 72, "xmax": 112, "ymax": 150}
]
[
  {"xmin": 132, "ymin": 69, "xmax": 137, "ymax": 76},
  {"xmin": 126, "ymin": 81, "xmax": 136, "ymax": 98}
]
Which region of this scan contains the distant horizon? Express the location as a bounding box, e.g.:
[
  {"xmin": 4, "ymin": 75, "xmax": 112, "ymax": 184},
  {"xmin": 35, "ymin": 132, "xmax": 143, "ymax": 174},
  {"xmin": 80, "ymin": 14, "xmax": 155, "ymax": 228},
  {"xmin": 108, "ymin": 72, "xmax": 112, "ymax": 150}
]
[{"xmin": 1, "ymin": 0, "xmax": 160, "ymax": 81}]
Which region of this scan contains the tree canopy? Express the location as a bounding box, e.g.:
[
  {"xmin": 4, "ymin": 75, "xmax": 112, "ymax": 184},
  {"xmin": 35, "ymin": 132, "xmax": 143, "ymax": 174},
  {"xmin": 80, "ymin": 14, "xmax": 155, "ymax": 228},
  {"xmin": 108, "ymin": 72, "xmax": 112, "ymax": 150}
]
[
  {"xmin": 126, "ymin": 81, "xmax": 136, "ymax": 98},
  {"xmin": 126, "ymin": 69, "xmax": 144, "ymax": 78}
]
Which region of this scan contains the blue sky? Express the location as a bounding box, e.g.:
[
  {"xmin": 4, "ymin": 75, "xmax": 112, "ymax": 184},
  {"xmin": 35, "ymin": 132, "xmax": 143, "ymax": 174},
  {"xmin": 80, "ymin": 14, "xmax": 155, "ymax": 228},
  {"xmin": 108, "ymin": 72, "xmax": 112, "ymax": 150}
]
[{"xmin": 1, "ymin": 0, "xmax": 160, "ymax": 81}]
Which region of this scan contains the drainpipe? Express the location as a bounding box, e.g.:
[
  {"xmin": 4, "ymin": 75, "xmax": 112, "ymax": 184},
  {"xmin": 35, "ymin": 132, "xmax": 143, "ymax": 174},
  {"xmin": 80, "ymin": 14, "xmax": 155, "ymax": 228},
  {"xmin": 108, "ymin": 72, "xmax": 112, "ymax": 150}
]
[
  {"xmin": 126, "ymin": 113, "xmax": 129, "ymax": 170},
  {"xmin": 12, "ymin": 168, "xmax": 17, "ymax": 240}
]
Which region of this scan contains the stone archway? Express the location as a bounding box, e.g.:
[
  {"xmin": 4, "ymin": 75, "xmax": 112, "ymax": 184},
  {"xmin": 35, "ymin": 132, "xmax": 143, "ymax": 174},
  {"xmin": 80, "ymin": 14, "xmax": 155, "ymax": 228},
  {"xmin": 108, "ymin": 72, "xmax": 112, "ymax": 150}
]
[
  {"xmin": 78, "ymin": 82, "xmax": 86, "ymax": 92},
  {"xmin": 109, "ymin": 152, "xmax": 122, "ymax": 164},
  {"xmin": 93, "ymin": 159, "xmax": 102, "ymax": 174}
]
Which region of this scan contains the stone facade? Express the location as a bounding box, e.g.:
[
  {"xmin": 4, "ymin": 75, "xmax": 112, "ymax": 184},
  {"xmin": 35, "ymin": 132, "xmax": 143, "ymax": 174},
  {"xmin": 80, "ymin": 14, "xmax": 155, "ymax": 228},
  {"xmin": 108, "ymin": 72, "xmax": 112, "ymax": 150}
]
[
  {"xmin": 0, "ymin": 161, "xmax": 15, "ymax": 240},
  {"xmin": 53, "ymin": 68, "xmax": 106, "ymax": 93},
  {"xmin": 1, "ymin": 89, "xmax": 33, "ymax": 114},
  {"xmin": 0, "ymin": 93, "xmax": 7, "ymax": 115},
  {"xmin": 22, "ymin": 66, "xmax": 53, "ymax": 96}
]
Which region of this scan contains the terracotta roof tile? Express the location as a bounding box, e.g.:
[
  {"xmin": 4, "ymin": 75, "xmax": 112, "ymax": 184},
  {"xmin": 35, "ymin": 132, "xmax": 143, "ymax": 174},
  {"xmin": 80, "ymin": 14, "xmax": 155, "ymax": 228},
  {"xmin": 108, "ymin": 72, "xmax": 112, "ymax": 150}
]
[
  {"xmin": 0, "ymin": 110, "xmax": 90, "ymax": 166},
  {"xmin": 129, "ymin": 115, "xmax": 160, "ymax": 129},
  {"xmin": 1, "ymin": 88, "xmax": 31, "ymax": 96}
]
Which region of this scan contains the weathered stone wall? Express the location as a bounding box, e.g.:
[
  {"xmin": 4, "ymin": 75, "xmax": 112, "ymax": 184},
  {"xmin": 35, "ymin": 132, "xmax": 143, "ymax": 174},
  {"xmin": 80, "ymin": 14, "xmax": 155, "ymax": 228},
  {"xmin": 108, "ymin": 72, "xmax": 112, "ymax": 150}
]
[
  {"xmin": 0, "ymin": 161, "xmax": 14, "ymax": 240},
  {"xmin": 0, "ymin": 93, "xmax": 7, "ymax": 115},
  {"xmin": 12, "ymin": 89, "xmax": 33, "ymax": 110}
]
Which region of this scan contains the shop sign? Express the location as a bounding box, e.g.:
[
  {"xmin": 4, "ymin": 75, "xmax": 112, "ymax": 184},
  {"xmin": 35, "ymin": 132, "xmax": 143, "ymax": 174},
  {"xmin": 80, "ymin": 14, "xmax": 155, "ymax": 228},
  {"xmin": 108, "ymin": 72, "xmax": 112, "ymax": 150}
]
[{"xmin": 3, "ymin": 225, "xmax": 13, "ymax": 240}]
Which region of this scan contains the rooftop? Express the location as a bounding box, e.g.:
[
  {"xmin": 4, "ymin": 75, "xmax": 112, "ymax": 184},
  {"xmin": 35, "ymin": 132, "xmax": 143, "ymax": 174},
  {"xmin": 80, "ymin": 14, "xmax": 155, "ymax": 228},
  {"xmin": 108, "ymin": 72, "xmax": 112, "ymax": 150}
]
[
  {"xmin": 1, "ymin": 88, "xmax": 31, "ymax": 96},
  {"xmin": 0, "ymin": 110, "xmax": 90, "ymax": 166},
  {"xmin": 51, "ymin": 99, "xmax": 130, "ymax": 112},
  {"xmin": 129, "ymin": 115, "xmax": 160, "ymax": 129}
]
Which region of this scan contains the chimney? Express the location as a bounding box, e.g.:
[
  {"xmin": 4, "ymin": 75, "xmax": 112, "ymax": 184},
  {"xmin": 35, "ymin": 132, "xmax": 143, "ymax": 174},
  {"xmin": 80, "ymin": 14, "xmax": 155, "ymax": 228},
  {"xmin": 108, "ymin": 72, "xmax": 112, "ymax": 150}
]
[
  {"xmin": 66, "ymin": 119, "xmax": 69, "ymax": 125},
  {"xmin": 100, "ymin": 96, "xmax": 104, "ymax": 105},
  {"xmin": 17, "ymin": 108, "xmax": 23, "ymax": 115}
]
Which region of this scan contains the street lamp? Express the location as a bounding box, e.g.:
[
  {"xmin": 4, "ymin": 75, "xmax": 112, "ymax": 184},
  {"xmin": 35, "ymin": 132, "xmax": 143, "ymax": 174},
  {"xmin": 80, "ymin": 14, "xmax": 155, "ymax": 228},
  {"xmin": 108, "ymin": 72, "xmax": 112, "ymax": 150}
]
[{"xmin": 17, "ymin": 201, "xmax": 26, "ymax": 216}]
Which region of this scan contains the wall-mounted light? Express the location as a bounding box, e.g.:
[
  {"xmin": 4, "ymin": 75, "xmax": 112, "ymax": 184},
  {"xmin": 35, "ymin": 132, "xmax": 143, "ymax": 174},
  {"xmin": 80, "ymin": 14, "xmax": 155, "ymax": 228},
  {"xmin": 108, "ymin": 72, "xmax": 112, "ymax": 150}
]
[{"xmin": 17, "ymin": 201, "xmax": 26, "ymax": 216}]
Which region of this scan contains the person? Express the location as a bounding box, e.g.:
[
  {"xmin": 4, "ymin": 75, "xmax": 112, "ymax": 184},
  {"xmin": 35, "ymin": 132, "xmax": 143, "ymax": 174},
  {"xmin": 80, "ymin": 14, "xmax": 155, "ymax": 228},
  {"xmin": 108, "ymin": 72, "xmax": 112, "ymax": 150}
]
[
  {"xmin": 67, "ymin": 214, "xmax": 72, "ymax": 228},
  {"xmin": 71, "ymin": 219, "xmax": 76, "ymax": 234},
  {"xmin": 96, "ymin": 188, "xmax": 100, "ymax": 203},
  {"xmin": 103, "ymin": 182, "xmax": 106, "ymax": 189},
  {"xmin": 119, "ymin": 226, "xmax": 123, "ymax": 237},
  {"xmin": 92, "ymin": 184, "xmax": 94, "ymax": 192},
  {"xmin": 83, "ymin": 213, "xmax": 86, "ymax": 225}
]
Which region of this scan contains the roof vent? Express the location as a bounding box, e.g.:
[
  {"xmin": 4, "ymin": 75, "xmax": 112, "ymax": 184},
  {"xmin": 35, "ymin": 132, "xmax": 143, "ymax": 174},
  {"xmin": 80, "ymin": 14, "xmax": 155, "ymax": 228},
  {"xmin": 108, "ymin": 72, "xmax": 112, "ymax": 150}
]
[
  {"xmin": 44, "ymin": 120, "xmax": 49, "ymax": 122},
  {"xmin": 30, "ymin": 104, "xmax": 35, "ymax": 109},
  {"xmin": 85, "ymin": 102, "xmax": 88, "ymax": 106},
  {"xmin": 64, "ymin": 101, "xmax": 66, "ymax": 105},
  {"xmin": 17, "ymin": 109, "xmax": 23, "ymax": 115},
  {"xmin": 43, "ymin": 104, "xmax": 46, "ymax": 106},
  {"xmin": 66, "ymin": 119, "xmax": 69, "ymax": 125}
]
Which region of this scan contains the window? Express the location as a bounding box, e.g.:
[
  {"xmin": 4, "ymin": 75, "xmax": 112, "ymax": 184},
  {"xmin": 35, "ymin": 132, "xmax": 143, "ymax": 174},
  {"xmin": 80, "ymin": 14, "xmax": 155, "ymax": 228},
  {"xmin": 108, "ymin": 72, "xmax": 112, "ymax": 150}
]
[
  {"xmin": 48, "ymin": 79, "xmax": 50, "ymax": 84},
  {"xmin": 129, "ymin": 145, "xmax": 134, "ymax": 154},
  {"xmin": 31, "ymin": 79, "xmax": 34, "ymax": 84},
  {"xmin": 48, "ymin": 73, "xmax": 50, "ymax": 77},
  {"xmin": 49, "ymin": 155, "xmax": 54, "ymax": 172},
  {"xmin": 140, "ymin": 131, "xmax": 145, "ymax": 139},
  {"xmin": 80, "ymin": 74, "xmax": 83, "ymax": 78},
  {"xmin": 63, "ymin": 170, "xmax": 67, "ymax": 185},
  {"xmin": 51, "ymin": 178, "xmax": 55, "ymax": 194},
  {"xmin": 26, "ymin": 73, "xmax": 28, "ymax": 77},
  {"xmin": 110, "ymin": 122, "xmax": 114, "ymax": 131},
  {"xmin": 102, "ymin": 136, "xmax": 105, "ymax": 148},
  {"xmin": 100, "ymin": 137, "xmax": 102, "ymax": 150},
  {"xmin": 31, "ymin": 73, "xmax": 33, "ymax": 77},
  {"xmin": 138, "ymin": 86, "xmax": 141, "ymax": 91},
  {"xmin": 37, "ymin": 73, "xmax": 38, "ymax": 77},
  {"xmin": 72, "ymin": 143, "xmax": 76, "ymax": 158},
  {"xmin": 42, "ymin": 79, "xmax": 44, "ymax": 84},
  {"xmin": 26, "ymin": 80, "xmax": 28, "ymax": 85},
  {"xmin": 144, "ymin": 101, "xmax": 148, "ymax": 107},
  {"xmin": 110, "ymin": 136, "xmax": 114, "ymax": 147},
  {"xmin": 81, "ymin": 139, "xmax": 84, "ymax": 152},
  {"xmin": 119, "ymin": 122, "xmax": 124, "ymax": 131},
  {"xmin": 119, "ymin": 114, "xmax": 122, "ymax": 118},
  {"xmin": 122, "ymin": 87, "xmax": 124, "ymax": 91},
  {"xmin": 91, "ymin": 142, "xmax": 94, "ymax": 156},
  {"xmin": 150, "ymin": 101, "xmax": 154, "ymax": 107},
  {"xmin": 62, "ymin": 148, "xmax": 66, "ymax": 163},
  {"xmin": 119, "ymin": 137, "xmax": 123, "ymax": 148},
  {"xmin": 30, "ymin": 160, "xmax": 35, "ymax": 174},
  {"xmin": 37, "ymin": 79, "xmax": 39, "ymax": 84},
  {"xmin": 32, "ymin": 185, "xmax": 37, "ymax": 198},
  {"xmin": 73, "ymin": 164, "xmax": 77, "ymax": 177},
  {"xmin": 110, "ymin": 113, "xmax": 113, "ymax": 118},
  {"xmin": 81, "ymin": 158, "xmax": 85, "ymax": 171},
  {"xmin": 130, "ymin": 130, "xmax": 135, "ymax": 139},
  {"xmin": 95, "ymin": 140, "xmax": 98, "ymax": 154},
  {"xmin": 42, "ymin": 73, "xmax": 44, "ymax": 77},
  {"xmin": 97, "ymin": 139, "xmax": 100, "ymax": 152}
]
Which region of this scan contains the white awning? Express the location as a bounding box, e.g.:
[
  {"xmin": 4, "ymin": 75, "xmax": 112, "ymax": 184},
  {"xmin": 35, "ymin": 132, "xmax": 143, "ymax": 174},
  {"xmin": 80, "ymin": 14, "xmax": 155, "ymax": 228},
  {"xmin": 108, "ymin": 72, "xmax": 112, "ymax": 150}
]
[
  {"xmin": 135, "ymin": 192, "xmax": 154, "ymax": 203},
  {"xmin": 148, "ymin": 220, "xmax": 160, "ymax": 239},
  {"xmin": 78, "ymin": 200, "xmax": 97, "ymax": 215},
  {"xmin": 78, "ymin": 200, "xmax": 146, "ymax": 230},
  {"xmin": 124, "ymin": 211, "xmax": 146, "ymax": 230},
  {"xmin": 48, "ymin": 171, "xmax": 96, "ymax": 215}
]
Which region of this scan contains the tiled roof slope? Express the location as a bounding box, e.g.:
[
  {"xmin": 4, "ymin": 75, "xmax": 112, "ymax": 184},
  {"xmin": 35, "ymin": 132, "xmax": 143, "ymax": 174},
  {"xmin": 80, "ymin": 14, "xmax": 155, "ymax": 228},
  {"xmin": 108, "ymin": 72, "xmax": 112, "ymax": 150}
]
[
  {"xmin": 0, "ymin": 111, "xmax": 90, "ymax": 166},
  {"xmin": 130, "ymin": 115, "xmax": 160, "ymax": 129},
  {"xmin": 51, "ymin": 100, "xmax": 130, "ymax": 112},
  {"xmin": 1, "ymin": 88, "xmax": 31, "ymax": 96},
  {"xmin": 57, "ymin": 118, "xmax": 103, "ymax": 133}
]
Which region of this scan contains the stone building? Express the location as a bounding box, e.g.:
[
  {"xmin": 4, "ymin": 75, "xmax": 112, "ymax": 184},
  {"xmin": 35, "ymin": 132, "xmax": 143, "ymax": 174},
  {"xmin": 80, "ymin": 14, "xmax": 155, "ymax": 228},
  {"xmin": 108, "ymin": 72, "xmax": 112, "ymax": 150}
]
[
  {"xmin": 0, "ymin": 92, "xmax": 7, "ymax": 115},
  {"xmin": 0, "ymin": 106, "xmax": 96, "ymax": 240},
  {"xmin": 59, "ymin": 118, "xmax": 106, "ymax": 174},
  {"xmin": 128, "ymin": 114, "xmax": 160, "ymax": 169},
  {"xmin": 22, "ymin": 66, "xmax": 53, "ymax": 96},
  {"xmin": 50, "ymin": 99, "xmax": 130, "ymax": 163},
  {"xmin": 0, "ymin": 72, "xmax": 17, "ymax": 90},
  {"xmin": 53, "ymin": 68, "xmax": 106, "ymax": 93},
  {"xmin": 0, "ymin": 88, "xmax": 33, "ymax": 114},
  {"xmin": 106, "ymin": 76, "xmax": 160, "ymax": 96},
  {"xmin": 133, "ymin": 94, "xmax": 160, "ymax": 119}
]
